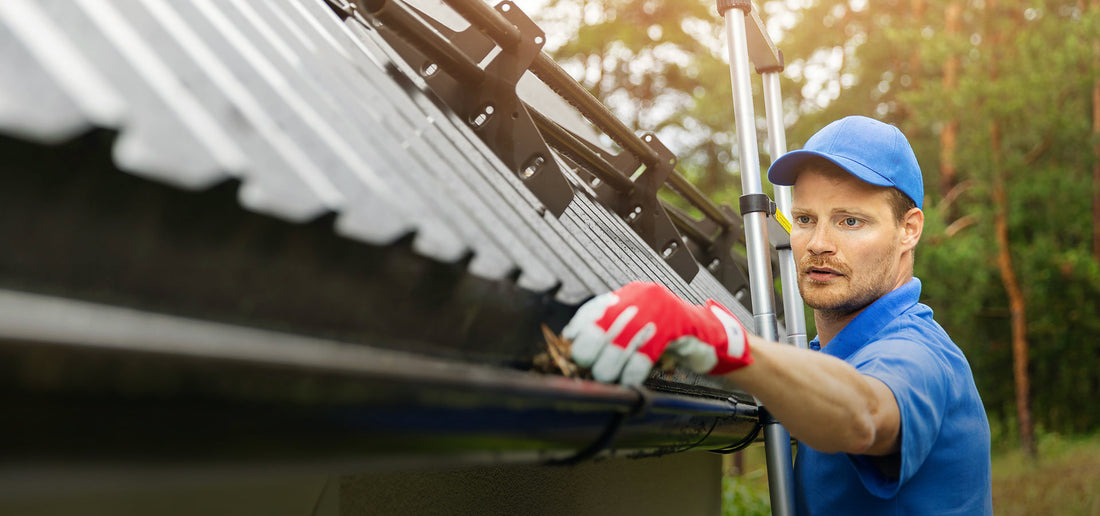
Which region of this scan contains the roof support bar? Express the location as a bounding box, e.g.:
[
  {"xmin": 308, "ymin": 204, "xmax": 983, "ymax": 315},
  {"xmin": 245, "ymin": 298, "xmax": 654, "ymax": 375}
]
[{"xmin": 359, "ymin": 0, "xmax": 575, "ymax": 217}]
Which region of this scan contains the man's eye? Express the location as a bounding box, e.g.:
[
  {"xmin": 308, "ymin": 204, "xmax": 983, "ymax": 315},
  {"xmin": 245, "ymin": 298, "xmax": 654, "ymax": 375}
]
[
  {"xmin": 843, "ymin": 217, "xmax": 860, "ymax": 227},
  {"xmin": 796, "ymin": 215, "xmax": 812, "ymax": 224}
]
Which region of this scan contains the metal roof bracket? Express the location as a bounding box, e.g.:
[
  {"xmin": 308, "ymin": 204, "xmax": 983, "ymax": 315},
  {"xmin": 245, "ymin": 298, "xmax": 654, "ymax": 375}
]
[
  {"xmin": 664, "ymin": 202, "xmax": 752, "ymax": 302},
  {"xmin": 360, "ymin": 0, "xmax": 575, "ymax": 217},
  {"xmin": 592, "ymin": 133, "xmax": 699, "ymax": 282}
]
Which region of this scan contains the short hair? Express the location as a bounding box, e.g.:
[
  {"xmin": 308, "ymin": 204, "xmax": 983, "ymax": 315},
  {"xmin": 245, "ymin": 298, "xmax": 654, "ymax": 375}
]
[{"xmin": 886, "ymin": 186, "xmax": 917, "ymax": 223}]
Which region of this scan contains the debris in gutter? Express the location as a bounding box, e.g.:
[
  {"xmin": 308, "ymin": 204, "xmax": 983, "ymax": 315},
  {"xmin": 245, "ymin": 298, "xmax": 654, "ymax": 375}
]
[
  {"xmin": 534, "ymin": 324, "xmax": 584, "ymax": 378},
  {"xmin": 532, "ymin": 324, "xmax": 679, "ymax": 379}
]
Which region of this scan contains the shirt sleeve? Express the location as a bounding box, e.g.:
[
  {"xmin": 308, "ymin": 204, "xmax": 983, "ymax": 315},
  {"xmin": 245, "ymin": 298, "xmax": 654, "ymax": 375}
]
[{"xmin": 845, "ymin": 339, "xmax": 950, "ymax": 498}]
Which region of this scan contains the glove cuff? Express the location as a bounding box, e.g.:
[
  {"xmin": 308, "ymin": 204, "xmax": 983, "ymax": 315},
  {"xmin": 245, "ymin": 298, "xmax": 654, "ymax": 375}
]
[{"xmin": 699, "ymin": 300, "xmax": 754, "ymax": 375}]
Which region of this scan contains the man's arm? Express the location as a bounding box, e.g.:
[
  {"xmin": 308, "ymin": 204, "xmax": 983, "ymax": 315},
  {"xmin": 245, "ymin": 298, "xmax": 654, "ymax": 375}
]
[
  {"xmin": 562, "ymin": 282, "xmax": 901, "ymax": 457},
  {"xmin": 728, "ymin": 336, "xmax": 901, "ymax": 456}
]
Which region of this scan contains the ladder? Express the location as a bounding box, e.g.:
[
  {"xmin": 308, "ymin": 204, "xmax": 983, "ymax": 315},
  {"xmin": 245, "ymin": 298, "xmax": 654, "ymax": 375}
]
[{"xmin": 717, "ymin": 1, "xmax": 809, "ymax": 515}]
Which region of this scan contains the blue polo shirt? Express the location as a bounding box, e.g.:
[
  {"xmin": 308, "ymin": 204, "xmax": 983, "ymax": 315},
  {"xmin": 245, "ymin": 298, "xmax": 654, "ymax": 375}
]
[{"xmin": 794, "ymin": 278, "xmax": 992, "ymax": 516}]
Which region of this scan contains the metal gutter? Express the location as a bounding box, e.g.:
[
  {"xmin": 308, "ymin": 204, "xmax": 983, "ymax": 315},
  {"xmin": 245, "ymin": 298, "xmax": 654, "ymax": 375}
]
[{"xmin": 0, "ymin": 288, "xmax": 760, "ymax": 470}]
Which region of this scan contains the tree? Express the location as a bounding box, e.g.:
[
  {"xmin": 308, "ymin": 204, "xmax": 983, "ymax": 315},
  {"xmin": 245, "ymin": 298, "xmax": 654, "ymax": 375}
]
[{"xmin": 902, "ymin": 0, "xmax": 1098, "ymax": 445}]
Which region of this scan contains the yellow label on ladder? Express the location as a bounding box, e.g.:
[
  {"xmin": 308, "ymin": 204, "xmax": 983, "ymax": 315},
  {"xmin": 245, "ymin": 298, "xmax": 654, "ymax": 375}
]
[{"xmin": 774, "ymin": 209, "xmax": 791, "ymax": 234}]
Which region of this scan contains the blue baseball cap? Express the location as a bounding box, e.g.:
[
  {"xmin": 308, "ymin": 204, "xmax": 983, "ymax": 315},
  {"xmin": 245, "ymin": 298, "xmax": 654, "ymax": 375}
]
[{"xmin": 767, "ymin": 116, "xmax": 924, "ymax": 209}]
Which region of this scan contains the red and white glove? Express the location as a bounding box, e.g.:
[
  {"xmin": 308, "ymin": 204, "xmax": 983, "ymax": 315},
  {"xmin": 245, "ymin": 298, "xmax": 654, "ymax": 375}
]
[{"xmin": 562, "ymin": 282, "xmax": 753, "ymax": 386}]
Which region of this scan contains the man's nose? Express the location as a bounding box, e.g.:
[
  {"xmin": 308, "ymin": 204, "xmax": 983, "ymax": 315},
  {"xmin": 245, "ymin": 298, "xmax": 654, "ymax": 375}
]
[{"xmin": 805, "ymin": 225, "xmax": 836, "ymax": 256}]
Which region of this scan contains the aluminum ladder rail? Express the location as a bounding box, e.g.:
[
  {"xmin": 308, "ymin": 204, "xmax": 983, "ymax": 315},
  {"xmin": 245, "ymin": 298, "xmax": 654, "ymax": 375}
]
[
  {"xmin": 762, "ymin": 71, "xmax": 809, "ymax": 352},
  {"xmin": 717, "ymin": 1, "xmax": 809, "ymax": 515}
]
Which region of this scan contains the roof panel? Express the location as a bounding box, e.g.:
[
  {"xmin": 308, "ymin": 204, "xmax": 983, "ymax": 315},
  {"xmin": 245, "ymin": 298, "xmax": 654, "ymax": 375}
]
[
  {"xmin": 173, "ymin": 0, "xmax": 443, "ymax": 250},
  {"xmin": 0, "ymin": 0, "xmax": 125, "ymax": 142},
  {"xmin": 46, "ymin": 0, "xmax": 247, "ymax": 188},
  {"xmin": 0, "ymin": 0, "xmax": 770, "ymax": 354},
  {"xmin": 245, "ymin": 1, "xmax": 527, "ymax": 275},
  {"xmin": 338, "ymin": 17, "xmax": 611, "ymax": 302},
  {"xmin": 128, "ymin": 0, "xmax": 342, "ymax": 221}
]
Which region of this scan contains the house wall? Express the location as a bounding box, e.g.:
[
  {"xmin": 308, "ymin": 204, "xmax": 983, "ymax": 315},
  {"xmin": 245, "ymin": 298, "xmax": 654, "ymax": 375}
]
[
  {"xmin": 0, "ymin": 453, "xmax": 722, "ymax": 516},
  {"xmin": 341, "ymin": 452, "xmax": 723, "ymax": 516}
]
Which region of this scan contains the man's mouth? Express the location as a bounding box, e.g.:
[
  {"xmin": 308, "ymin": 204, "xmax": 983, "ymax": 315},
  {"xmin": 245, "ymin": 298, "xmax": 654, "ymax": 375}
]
[{"xmin": 805, "ymin": 266, "xmax": 844, "ymax": 282}]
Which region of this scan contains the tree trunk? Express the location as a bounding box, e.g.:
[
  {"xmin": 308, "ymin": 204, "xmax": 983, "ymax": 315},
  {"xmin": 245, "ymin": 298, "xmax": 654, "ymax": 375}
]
[
  {"xmin": 910, "ymin": 0, "xmax": 924, "ymax": 77},
  {"xmin": 939, "ymin": 2, "xmax": 960, "ymax": 207},
  {"xmin": 992, "ymin": 156, "xmax": 1036, "ymax": 460},
  {"xmin": 1092, "ymin": 35, "xmax": 1099, "ymax": 263},
  {"xmin": 988, "ymin": 0, "xmax": 1036, "ymax": 458}
]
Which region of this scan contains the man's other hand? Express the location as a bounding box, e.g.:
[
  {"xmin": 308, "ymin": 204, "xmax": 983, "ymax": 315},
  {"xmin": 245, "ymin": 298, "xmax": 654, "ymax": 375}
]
[{"xmin": 561, "ymin": 282, "xmax": 753, "ymax": 385}]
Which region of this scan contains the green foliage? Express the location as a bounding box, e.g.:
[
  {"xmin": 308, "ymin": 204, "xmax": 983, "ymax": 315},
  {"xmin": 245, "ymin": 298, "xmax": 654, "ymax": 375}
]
[
  {"xmin": 721, "ymin": 474, "xmax": 771, "ymax": 516},
  {"xmin": 900, "ymin": 0, "xmax": 1100, "ymax": 435}
]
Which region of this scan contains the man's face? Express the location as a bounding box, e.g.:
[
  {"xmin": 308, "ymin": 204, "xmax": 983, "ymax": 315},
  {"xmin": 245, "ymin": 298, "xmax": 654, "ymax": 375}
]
[{"xmin": 789, "ymin": 167, "xmax": 913, "ymax": 316}]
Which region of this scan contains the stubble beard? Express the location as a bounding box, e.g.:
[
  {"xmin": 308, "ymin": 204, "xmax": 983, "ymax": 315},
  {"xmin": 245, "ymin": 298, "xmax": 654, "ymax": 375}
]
[{"xmin": 798, "ymin": 247, "xmax": 899, "ymax": 320}]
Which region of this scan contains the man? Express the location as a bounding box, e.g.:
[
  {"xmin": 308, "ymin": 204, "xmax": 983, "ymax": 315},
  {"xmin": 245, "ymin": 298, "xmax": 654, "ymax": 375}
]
[{"xmin": 563, "ymin": 116, "xmax": 993, "ymax": 515}]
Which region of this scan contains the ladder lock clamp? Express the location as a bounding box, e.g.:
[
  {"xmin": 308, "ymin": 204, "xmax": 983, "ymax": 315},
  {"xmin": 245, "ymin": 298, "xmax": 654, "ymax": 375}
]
[{"xmin": 739, "ymin": 193, "xmax": 775, "ymax": 217}]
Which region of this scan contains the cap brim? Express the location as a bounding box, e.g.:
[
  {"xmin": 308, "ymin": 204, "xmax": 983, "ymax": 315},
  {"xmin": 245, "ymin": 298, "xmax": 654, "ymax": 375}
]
[{"xmin": 767, "ymin": 150, "xmax": 893, "ymax": 189}]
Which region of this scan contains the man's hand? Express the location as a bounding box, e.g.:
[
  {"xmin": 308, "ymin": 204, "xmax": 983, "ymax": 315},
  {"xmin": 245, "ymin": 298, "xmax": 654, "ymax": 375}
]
[{"xmin": 562, "ymin": 282, "xmax": 753, "ymax": 385}]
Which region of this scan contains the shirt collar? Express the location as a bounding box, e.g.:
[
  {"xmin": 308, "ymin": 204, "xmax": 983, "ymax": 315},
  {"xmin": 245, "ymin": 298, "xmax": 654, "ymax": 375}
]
[{"xmin": 808, "ymin": 278, "xmax": 922, "ymax": 359}]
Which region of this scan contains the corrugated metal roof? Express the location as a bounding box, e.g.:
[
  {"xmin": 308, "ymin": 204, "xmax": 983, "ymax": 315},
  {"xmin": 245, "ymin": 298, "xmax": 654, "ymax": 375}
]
[
  {"xmin": 0, "ymin": 0, "xmax": 754, "ymax": 322},
  {"xmin": 0, "ymin": 0, "xmax": 784, "ymax": 477}
]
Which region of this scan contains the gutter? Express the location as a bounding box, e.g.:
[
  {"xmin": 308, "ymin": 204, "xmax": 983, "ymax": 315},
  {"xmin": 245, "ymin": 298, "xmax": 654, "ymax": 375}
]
[{"xmin": 0, "ymin": 289, "xmax": 760, "ymax": 473}]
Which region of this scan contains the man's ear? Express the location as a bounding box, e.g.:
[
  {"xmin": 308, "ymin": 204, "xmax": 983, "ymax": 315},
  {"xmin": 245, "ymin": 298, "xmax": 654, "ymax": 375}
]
[{"xmin": 901, "ymin": 207, "xmax": 923, "ymax": 251}]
